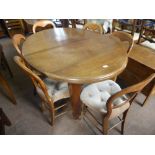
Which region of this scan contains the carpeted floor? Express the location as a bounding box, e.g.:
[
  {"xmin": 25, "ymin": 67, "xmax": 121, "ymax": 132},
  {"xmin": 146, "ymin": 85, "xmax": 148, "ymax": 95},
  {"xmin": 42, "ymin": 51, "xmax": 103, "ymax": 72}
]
[{"xmin": 0, "ymin": 37, "xmax": 155, "ymax": 135}]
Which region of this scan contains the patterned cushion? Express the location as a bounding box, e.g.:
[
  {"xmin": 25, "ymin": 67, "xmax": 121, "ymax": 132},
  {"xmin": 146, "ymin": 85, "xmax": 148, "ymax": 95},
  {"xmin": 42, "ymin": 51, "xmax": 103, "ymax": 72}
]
[
  {"xmin": 80, "ymin": 80, "xmax": 129, "ymax": 119},
  {"xmin": 36, "ymin": 78, "xmax": 70, "ymax": 102}
]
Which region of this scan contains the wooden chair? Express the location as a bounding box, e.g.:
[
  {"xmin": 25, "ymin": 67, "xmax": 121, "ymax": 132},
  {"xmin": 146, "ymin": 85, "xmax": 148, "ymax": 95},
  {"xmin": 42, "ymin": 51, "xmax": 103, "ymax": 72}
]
[
  {"xmin": 32, "ymin": 20, "xmax": 55, "ymax": 34},
  {"xmin": 137, "ymin": 19, "xmax": 155, "ymax": 45},
  {"xmin": 0, "ymin": 108, "xmax": 11, "ymax": 135},
  {"xmin": 112, "ymin": 19, "xmax": 139, "ymax": 36},
  {"xmin": 80, "ymin": 73, "xmax": 155, "ymax": 134},
  {"xmin": 14, "ymin": 56, "xmax": 70, "ymax": 125},
  {"xmin": 0, "ymin": 72, "xmax": 16, "ymax": 105},
  {"xmin": 0, "ymin": 44, "xmax": 13, "ymax": 78},
  {"xmin": 83, "ymin": 22, "xmax": 104, "ymax": 34},
  {"xmin": 112, "ymin": 31, "xmax": 134, "ymax": 55},
  {"xmin": 12, "ymin": 34, "xmax": 42, "ymax": 76},
  {"xmin": 12, "ymin": 34, "xmax": 26, "ymax": 56}
]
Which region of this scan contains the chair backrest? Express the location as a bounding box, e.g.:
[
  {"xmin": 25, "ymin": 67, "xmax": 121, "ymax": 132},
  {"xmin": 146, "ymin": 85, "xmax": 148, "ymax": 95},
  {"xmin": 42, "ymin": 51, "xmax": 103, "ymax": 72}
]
[
  {"xmin": 13, "ymin": 56, "xmax": 53, "ymax": 104},
  {"xmin": 106, "ymin": 73, "xmax": 155, "ymax": 117},
  {"xmin": 83, "ymin": 22, "xmax": 104, "ymax": 34},
  {"xmin": 12, "ymin": 34, "xmax": 26, "ymax": 55},
  {"xmin": 32, "ymin": 20, "xmax": 55, "ymax": 34},
  {"xmin": 138, "ymin": 19, "xmax": 155, "ymax": 44},
  {"xmin": 112, "ymin": 31, "xmax": 134, "ymax": 55}
]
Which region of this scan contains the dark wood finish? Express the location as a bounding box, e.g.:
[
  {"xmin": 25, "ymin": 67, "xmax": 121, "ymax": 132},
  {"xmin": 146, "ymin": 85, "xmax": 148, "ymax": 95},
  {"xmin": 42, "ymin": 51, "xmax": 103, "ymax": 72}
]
[
  {"xmin": 0, "ymin": 44, "xmax": 13, "ymax": 78},
  {"xmin": 0, "ymin": 108, "xmax": 11, "ymax": 135},
  {"xmin": 119, "ymin": 44, "xmax": 155, "ymax": 106},
  {"xmin": 22, "ymin": 28, "xmax": 128, "ymax": 119},
  {"xmin": 137, "ymin": 19, "xmax": 155, "ymax": 44},
  {"xmin": 0, "ymin": 20, "xmax": 7, "ymax": 38},
  {"xmin": 0, "ymin": 72, "xmax": 16, "ymax": 105},
  {"xmin": 3, "ymin": 19, "xmax": 25, "ymax": 38},
  {"xmin": 112, "ymin": 19, "xmax": 139, "ymax": 36}
]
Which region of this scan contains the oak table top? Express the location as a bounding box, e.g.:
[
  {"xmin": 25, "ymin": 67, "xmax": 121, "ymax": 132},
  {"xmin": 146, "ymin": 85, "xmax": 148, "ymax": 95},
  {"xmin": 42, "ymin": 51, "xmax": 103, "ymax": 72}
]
[
  {"xmin": 22, "ymin": 28, "xmax": 128, "ymax": 119},
  {"xmin": 22, "ymin": 28, "xmax": 128, "ymax": 84}
]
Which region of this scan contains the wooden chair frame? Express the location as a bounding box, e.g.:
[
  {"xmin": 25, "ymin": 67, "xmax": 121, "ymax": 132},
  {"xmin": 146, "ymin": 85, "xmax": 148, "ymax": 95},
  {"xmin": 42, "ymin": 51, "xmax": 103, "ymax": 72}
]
[
  {"xmin": 112, "ymin": 19, "xmax": 138, "ymax": 36},
  {"xmin": 83, "ymin": 22, "xmax": 104, "ymax": 34},
  {"xmin": 32, "ymin": 20, "xmax": 55, "ymax": 34},
  {"xmin": 12, "ymin": 34, "xmax": 26, "ymax": 56},
  {"xmin": 14, "ymin": 56, "xmax": 69, "ymax": 125},
  {"xmin": 82, "ymin": 73, "xmax": 155, "ymax": 134},
  {"xmin": 112, "ymin": 31, "xmax": 134, "ymax": 55},
  {"xmin": 137, "ymin": 19, "xmax": 155, "ymax": 44}
]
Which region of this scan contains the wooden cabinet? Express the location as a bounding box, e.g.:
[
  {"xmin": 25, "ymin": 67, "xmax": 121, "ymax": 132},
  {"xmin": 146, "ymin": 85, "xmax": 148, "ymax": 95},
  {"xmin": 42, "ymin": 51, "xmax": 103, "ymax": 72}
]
[
  {"xmin": 3, "ymin": 19, "xmax": 25, "ymax": 37},
  {"xmin": 119, "ymin": 44, "xmax": 155, "ymax": 105},
  {"xmin": 0, "ymin": 20, "xmax": 7, "ymax": 38}
]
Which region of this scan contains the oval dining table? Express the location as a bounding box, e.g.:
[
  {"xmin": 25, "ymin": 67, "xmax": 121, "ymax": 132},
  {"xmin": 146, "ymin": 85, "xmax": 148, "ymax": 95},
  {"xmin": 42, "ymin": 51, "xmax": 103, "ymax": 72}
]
[{"xmin": 22, "ymin": 28, "xmax": 128, "ymax": 119}]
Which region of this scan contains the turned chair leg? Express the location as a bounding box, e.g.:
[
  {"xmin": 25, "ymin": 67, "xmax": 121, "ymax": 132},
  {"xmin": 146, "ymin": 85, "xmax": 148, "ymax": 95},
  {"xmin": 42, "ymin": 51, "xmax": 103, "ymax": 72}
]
[
  {"xmin": 121, "ymin": 110, "xmax": 128, "ymax": 135},
  {"xmin": 103, "ymin": 118, "xmax": 109, "ymax": 135}
]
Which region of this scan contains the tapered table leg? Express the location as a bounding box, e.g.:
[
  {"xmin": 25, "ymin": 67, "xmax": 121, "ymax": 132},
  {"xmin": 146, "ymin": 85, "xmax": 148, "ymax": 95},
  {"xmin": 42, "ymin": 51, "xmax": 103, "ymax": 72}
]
[
  {"xmin": 0, "ymin": 73, "xmax": 16, "ymax": 105},
  {"xmin": 69, "ymin": 84, "xmax": 82, "ymax": 119}
]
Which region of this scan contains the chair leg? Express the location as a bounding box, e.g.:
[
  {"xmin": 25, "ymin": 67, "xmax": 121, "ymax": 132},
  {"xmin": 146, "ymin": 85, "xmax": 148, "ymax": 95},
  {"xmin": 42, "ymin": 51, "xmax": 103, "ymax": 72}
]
[
  {"xmin": 33, "ymin": 86, "xmax": 37, "ymax": 96},
  {"xmin": 81, "ymin": 104, "xmax": 87, "ymax": 118},
  {"xmin": 142, "ymin": 94, "xmax": 151, "ymax": 107},
  {"xmin": 0, "ymin": 73, "xmax": 16, "ymax": 105},
  {"xmin": 40, "ymin": 101, "xmax": 45, "ymax": 112},
  {"xmin": 121, "ymin": 110, "xmax": 128, "ymax": 135},
  {"xmin": 142, "ymin": 85, "xmax": 154, "ymax": 107},
  {"xmin": 103, "ymin": 118, "xmax": 109, "ymax": 135},
  {"xmin": 1, "ymin": 52, "xmax": 13, "ymax": 78},
  {"xmin": 50, "ymin": 110, "xmax": 54, "ymax": 126}
]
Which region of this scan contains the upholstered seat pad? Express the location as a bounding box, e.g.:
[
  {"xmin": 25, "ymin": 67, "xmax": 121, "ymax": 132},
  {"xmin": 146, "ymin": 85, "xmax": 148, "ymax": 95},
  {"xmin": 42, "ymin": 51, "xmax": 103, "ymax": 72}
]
[
  {"xmin": 80, "ymin": 80, "xmax": 129, "ymax": 118},
  {"xmin": 141, "ymin": 41, "xmax": 155, "ymax": 50},
  {"xmin": 36, "ymin": 78, "xmax": 70, "ymax": 102}
]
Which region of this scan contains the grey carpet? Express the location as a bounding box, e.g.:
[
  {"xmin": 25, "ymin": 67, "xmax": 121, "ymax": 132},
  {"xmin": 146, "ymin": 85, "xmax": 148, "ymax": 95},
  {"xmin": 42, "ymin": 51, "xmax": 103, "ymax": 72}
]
[{"xmin": 0, "ymin": 37, "xmax": 155, "ymax": 135}]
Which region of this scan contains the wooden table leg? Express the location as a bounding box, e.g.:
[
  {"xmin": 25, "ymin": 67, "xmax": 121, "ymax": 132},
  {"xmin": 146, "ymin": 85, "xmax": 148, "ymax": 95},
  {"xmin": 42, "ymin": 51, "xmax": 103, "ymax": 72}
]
[
  {"xmin": 0, "ymin": 73, "xmax": 16, "ymax": 105},
  {"xmin": 69, "ymin": 84, "xmax": 82, "ymax": 119}
]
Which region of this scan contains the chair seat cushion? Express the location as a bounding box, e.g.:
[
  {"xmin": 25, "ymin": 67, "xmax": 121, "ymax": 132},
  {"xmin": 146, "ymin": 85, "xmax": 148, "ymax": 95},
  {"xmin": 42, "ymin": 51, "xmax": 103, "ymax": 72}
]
[
  {"xmin": 141, "ymin": 41, "xmax": 155, "ymax": 50},
  {"xmin": 80, "ymin": 80, "xmax": 129, "ymax": 119},
  {"xmin": 36, "ymin": 78, "xmax": 70, "ymax": 102}
]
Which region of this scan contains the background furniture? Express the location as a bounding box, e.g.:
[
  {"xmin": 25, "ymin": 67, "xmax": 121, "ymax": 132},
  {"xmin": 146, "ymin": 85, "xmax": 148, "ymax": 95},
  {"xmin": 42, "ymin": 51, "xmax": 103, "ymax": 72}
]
[
  {"xmin": 83, "ymin": 22, "xmax": 104, "ymax": 34},
  {"xmin": 0, "ymin": 44, "xmax": 13, "ymax": 78},
  {"xmin": 0, "ymin": 72, "xmax": 16, "ymax": 105},
  {"xmin": 112, "ymin": 19, "xmax": 140, "ymax": 36},
  {"xmin": 119, "ymin": 44, "xmax": 155, "ymax": 106},
  {"xmin": 0, "ymin": 20, "xmax": 7, "ymax": 38},
  {"xmin": 137, "ymin": 19, "xmax": 155, "ymax": 44},
  {"xmin": 0, "ymin": 108, "xmax": 11, "ymax": 135},
  {"xmin": 22, "ymin": 28, "xmax": 128, "ymax": 119},
  {"xmin": 3, "ymin": 19, "xmax": 25, "ymax": 37},
  {"xmin": 32, "ymin": 20, "xmax": 55, "ymax": 34}
]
